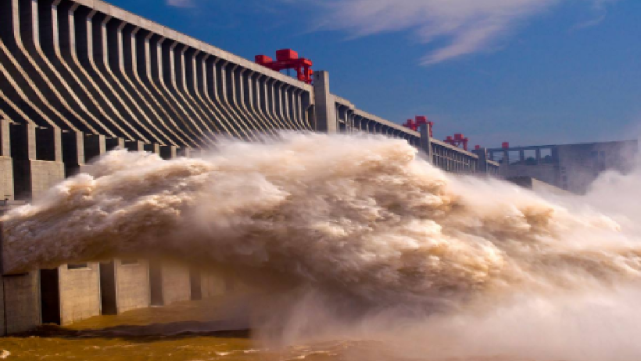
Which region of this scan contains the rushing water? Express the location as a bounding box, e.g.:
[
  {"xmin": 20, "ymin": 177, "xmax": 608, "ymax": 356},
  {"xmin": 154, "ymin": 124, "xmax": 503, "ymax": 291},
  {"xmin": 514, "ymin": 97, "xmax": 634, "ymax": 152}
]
[{"xmin": 2, "ymin": 133, "xmax": 641, "ymax": 360}]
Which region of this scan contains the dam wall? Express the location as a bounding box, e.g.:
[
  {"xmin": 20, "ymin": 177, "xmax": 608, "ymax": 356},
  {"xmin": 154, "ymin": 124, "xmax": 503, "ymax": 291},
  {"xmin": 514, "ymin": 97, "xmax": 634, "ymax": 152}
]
[
  {"xmin": 0, "ymin": 0, "xmax": 499, "ymax": 335},
  {"xmin": 332, "ymin": 92, "xmax": 499, "ymax": 174},
  {"xmin": 0, "ymin": 0, "xmax": 314, "ymax": 147},
  {"xmin": 0, "ymin": 0, "xmax": 497, "ymax": 173}
]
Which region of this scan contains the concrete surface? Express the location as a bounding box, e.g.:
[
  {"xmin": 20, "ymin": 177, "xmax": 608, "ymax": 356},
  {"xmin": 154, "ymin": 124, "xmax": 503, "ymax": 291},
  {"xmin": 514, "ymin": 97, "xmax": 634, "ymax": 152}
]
[
  {"xmin": 149, "ymin": 260, "xmax": 191, "ymax": 307},
  {"xmin": 100, "ymin": 259, "xmax": 151, "ymax": 315},
  {"xmin": 58, "ymin": 263, "xmax": 102, "ymax": 325},
  {"xmin": 3, "ymin": 271, "xmax": 41, "ymax": 334},
  {"xmin": 492, "ymin": 141, "xmax": 638, "ymax": 194},
  {"xmin": 0, "ymin": 157, "xmax": 13, "ymax": 201}
]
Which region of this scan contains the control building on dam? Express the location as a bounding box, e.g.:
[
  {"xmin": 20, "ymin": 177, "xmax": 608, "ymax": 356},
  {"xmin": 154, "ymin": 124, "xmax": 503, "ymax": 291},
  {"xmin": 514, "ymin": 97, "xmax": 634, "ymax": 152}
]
[{"xmin": 0, "ymin": 0, "xmax": 500, "ymax": 335}]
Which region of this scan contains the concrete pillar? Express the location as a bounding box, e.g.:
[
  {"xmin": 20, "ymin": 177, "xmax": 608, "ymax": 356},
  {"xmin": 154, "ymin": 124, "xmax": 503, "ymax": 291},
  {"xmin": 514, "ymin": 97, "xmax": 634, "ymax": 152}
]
[
  {"xmin": 312, "ymin": 71, "xmax": 337, "ymax": 133},
  {"xmin": 11, "ymin": 124, "xmax": 38, "ymax": 163},
  {"xmin": 189, "ymin": 266, "xmax": 231, "ymax": 300},
  {"xmin": 149, "ymin": 259, "xmax": 191, "ymax": 306},
  {"xmin": 99, "ymin": 259, "xmax": 151, "ymax": 315},
  {"xmin": 419, "ymin": 123, "xmax": 434, "ymax": 164},
  {"xmin": 106, "ymin": 137, "xmax": 125, "ymax": 151},
  {"xmin": 35, "ymin": 127, "xmax": 63, "ymax": 162},
  {"xmin": 2, "ymin": 271, "xmax": 41, "ymax": 334},
  {"xmin": 535, "ymin": 149, "xmax": 541, "ymax": 164},
  {"xmin": 0, "ymin": 118, "xmax": 13, "ymax": 200},
  {"xmin": 160, "ymin": 145, "xmax": 177, "ymax": 160},
  {"xmin": 3, "ymin": 124, "xmax": 66, "ymax": 334},
  {"xmin": 473, "ymin": 147, "xmax": 490, "ymax": 174},
  {"xmin": 84, "ymin": 134, "xmax": 106, "ymax": 161},
  {"xmin": 59, "ymin": 263, "xmax": 101, "ymax": 325},
  {"xmin": 144, "ymin": 143, "xmax": 160, "ymax": 154},
  {"xmin": 519, "ymin": 150, "xmax": 525, "ymax": 163},
  {"xmin": 62, "ymin": 130, "xmax": 84, "ymax": 177},
  {"xmin": 0, "ymin": 221, "xmax": 41, "ymax": 336},
  {"xmin": 177, "ymin": 147, "xmax": 191, "ymax": 158},
  {"xmin": 40, "ymin": 263, "xmax": 101, "ymax": 326},
  {"xmin": 10, "ymin": 124, "xmax": 65, "ymax": 201},
  {"xmin": 0, "ymin": 118, "xmax": 10, "ymax": 158},
  {"xmin": 125, "ymin": 140, "xmax": 144, "ymax": 151}
]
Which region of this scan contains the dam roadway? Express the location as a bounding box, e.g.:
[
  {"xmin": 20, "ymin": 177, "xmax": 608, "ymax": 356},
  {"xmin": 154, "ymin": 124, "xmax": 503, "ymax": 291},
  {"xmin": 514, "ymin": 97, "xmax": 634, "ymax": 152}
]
[{"xmin": 0, "ymin": 0, "xmax": 500, "ymax": 335}]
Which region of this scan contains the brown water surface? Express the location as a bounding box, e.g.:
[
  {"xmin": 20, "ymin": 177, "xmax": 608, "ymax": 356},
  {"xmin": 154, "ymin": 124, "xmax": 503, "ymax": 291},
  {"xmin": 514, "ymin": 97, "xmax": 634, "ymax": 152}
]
[{"xmin": 0, "ymin": 295, "xmax": 532, "ymax": 361}]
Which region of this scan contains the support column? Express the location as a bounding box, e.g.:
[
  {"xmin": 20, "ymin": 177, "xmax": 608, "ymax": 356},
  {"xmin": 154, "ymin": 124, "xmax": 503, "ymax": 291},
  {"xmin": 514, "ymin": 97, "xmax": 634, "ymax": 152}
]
[
  {"xmin": 473, "ymin": 147, "xmax": 490, "ymax": 174},
  {"xmin": 144, "ymin": 143, "xmax": 159, "ymax": 154},
  {"xmin": 312, "ymin": 71, "xmax": 337, "ymax": 133},
  {"xmin": 160, "ymin": 145, "xmax": 177, "ymax": 160},
  {"xmin": 56, "ymin": 263, "xmax": 101, "ymax": 326},
  {"xmin": 419, "ymin": 123, "xmax": 433, "ymax": 164},
  {"xmin": 177, "ymin": 147, "xmax": 191, "ymax": 158},
  {"xmin": 149, "ymin": 259, "xmax": 191, "ymax": 306},
  {"xmin": 0, "ymin": 118, "xmax": 13, "ymax": 200},
  {"xmin": 1, "ymin": 212, "xmax": 40, "ymax": 336},
  {"xmin": 106, "ymin": 137, "xmax": 125, "ymax": 151},
  {"xmin": 4, "ymin": 123, "xmax": 66, "ymax": 335},
  {"xmin": 125, "ymin": 140, "xmax": 144, "ymax": 151},
  {"xmin": 100, "ymin": 259, "xmax": 151, "ymax": 315},
  {"xmin": 84, "ymin": 134, "xmax": 106, "ymax": 161},
  {"xmin": 62, "ymin": 130, "xmax": 84, "ymax": 177},
  {"xmin": 2, "ymin": 271, "xmax": 40, "ymax": 334},
  {"xmin": 10, "ymin": 124, "xmax": 65, "ymax": 201}
]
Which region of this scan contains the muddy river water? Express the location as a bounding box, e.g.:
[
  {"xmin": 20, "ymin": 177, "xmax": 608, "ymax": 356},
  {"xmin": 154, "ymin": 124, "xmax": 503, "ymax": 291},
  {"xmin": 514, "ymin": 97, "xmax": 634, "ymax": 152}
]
[{"xmin": 0, "ymin": 294, "xmax": 536, "ymax": 361}]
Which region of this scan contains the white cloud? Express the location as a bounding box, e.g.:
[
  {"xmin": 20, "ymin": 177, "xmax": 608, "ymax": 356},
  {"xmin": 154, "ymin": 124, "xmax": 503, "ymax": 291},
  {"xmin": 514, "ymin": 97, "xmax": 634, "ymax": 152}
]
[
  {"xmin": 167, "ymin": 0, "xmax": 195, "ymax": 8},
  {"xmin": 572, "ymin": 13, "xmax": 607, "ymax": 30},
  {"xmin": 312, "ymin": 0, "xmax": 616, "ymax": 65}
]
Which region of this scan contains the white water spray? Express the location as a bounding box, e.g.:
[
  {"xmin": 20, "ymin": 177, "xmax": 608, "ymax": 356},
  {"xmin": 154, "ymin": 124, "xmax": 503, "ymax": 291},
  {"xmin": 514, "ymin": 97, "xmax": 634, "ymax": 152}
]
[{"xmin": 2, "ymin": 133, "xmax": 641, "ymax": 360}]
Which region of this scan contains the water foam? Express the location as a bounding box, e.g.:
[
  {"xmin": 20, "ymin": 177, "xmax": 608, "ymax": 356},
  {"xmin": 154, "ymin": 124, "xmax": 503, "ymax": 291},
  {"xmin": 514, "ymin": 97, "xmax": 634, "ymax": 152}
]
[
  {"xmin": 5, "ymin": 133, "xmax": 641, "ymax": 360},
  {"xmin": 2, "ymin": 133, "xmax": 639, "ymax": 307}
]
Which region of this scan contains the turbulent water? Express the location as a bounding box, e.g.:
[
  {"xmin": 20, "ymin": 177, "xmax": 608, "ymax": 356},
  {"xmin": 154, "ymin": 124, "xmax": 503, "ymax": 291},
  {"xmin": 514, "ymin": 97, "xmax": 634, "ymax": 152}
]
[{"xmin": 2, "ymin": 133, "xmax": 641, "ymax": 360}]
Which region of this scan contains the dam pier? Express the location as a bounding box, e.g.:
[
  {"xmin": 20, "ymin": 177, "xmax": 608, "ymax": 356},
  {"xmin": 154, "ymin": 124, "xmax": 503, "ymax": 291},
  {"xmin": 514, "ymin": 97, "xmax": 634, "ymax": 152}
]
[{"xmin": 0, "ymin": 0, "xmax": 501, "ymax": 335}]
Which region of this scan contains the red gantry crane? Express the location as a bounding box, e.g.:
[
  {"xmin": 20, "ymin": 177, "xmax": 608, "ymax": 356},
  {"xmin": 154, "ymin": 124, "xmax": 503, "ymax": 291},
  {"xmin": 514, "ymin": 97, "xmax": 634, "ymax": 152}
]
[
  {"xmin": 444, "ymin": 133, "xmax": 469, "ymax": 151},
  {"xmin": 255, "ymin": 49, "xmax": 313, "ymax": 84},
  {"xmin": 402, "ymin": 115, "xmax": 433, "ymax": 137}
]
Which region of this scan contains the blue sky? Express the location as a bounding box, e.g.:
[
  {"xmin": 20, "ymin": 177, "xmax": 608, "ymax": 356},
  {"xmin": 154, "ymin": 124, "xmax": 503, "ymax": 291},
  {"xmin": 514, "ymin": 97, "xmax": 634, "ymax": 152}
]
[{"xmin": 109, "ymin": 0, "xmax": 640, "ymax": 148}]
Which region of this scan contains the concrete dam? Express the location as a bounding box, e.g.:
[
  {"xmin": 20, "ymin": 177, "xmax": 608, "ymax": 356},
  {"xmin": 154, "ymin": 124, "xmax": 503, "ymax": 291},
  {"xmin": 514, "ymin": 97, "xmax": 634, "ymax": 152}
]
[{"xmin": 0, "ymin": 0, "xmax": 501, "ymax": 335}]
